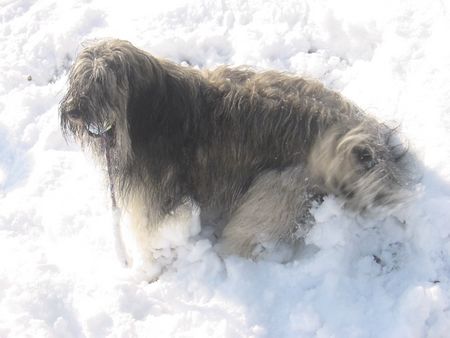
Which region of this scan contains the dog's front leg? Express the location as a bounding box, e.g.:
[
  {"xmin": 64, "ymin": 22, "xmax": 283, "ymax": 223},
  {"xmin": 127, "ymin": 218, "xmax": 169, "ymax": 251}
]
[
  {"xmin": 122, "ymin": 200, "xmax": 199, "ymax": 281},
  {"xmin": 120, "ymin": 202, "xmax": 163, "ymax": 281}
]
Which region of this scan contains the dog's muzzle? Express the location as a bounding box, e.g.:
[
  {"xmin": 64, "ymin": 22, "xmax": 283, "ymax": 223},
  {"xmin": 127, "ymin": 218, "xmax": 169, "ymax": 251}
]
[
  {"xmin": 86, "ymin": 122, "xmax": 114, "ymax": 138},
  {"xmin": 65, "ymin": 109, "xmax": 114, "ymax": 140}
]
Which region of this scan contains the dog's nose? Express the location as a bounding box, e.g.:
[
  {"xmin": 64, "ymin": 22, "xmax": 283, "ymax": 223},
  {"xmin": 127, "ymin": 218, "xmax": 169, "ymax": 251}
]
[{"xmin": 67, "ymin": 109, "xmax": 82, "ymax": 120}]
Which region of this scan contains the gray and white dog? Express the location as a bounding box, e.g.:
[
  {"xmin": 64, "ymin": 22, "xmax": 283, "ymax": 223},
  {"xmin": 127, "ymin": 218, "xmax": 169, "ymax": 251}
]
[{"xmin": 60, "ymin": 39, "xmax": 412, "ymax": 261}]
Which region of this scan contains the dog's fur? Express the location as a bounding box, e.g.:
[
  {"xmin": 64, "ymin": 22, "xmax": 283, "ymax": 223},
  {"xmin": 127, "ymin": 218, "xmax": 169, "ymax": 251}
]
[{"xmin": 60, "ymin": 39, "xmax": 411, "ymax": 260}]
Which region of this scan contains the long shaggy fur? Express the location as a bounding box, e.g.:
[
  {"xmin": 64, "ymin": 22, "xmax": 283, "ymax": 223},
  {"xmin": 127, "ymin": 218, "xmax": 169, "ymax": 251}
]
[{"xmin": 60, "ymin": 39, "xmax": 412, "ymax": 260}]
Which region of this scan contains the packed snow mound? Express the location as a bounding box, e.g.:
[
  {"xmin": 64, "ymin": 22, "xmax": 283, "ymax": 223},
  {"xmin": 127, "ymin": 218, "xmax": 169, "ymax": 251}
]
[{"xmin": 1, "ymin": 0, "xmax": 450, "ymax": 337}]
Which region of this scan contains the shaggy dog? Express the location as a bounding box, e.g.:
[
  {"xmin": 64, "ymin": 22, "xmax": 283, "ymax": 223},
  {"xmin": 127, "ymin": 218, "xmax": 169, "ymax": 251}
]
[{"xmin": 60, "ymin": 39, "xmax": 411, "ymax": 262}]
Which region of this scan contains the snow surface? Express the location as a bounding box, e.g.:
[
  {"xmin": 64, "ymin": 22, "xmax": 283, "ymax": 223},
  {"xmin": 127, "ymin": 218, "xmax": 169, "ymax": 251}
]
[{"xmin": 1, "ymin": 0, "xmax": 450, "ymax": 337}]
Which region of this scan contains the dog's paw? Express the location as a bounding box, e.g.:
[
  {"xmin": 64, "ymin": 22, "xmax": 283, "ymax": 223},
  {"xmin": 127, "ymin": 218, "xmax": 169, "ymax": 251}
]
[{"xmin": 127, "ymin": 258, "xmax": 163, "ymax": 283}]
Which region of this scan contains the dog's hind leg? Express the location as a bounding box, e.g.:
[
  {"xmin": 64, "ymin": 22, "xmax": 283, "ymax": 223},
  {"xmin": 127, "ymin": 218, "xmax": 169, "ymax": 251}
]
[{"xmin": 217, "ymin": 166, "xmax": 320, "ymax": 260}]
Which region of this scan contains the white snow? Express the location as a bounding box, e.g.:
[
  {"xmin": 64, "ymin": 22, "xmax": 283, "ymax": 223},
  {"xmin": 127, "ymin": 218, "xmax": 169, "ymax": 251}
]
[{"xmin": 1, "ymin": 0, "xmax": 450, "ymax": 337}]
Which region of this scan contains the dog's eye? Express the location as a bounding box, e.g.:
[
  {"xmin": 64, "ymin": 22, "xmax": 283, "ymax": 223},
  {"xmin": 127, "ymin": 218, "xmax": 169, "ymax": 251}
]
[
  {"xmin": 352, "ymin": 146, "xmax": 377, "ymax": 169},
  {"xmin": 67, "ymin": 109, "xmax": 82, "ymax": 120}
]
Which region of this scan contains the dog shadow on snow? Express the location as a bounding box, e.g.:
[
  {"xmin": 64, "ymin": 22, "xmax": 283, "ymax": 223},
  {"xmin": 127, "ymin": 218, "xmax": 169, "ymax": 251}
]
[{"xmin": 0, "ymin": 126, "xmax": 31, "ymax": 192}]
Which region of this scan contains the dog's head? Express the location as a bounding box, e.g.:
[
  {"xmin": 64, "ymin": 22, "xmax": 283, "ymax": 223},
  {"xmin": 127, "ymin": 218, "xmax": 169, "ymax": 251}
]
[
  {"xmin": 60, "ymin": 41, "xmax": 128, "ymax": 137},
  {"xmin": 308, "ymin": 121, "xmax": 414, "ymax": 213},
  {"xmin": 59, "ymin": 39, "xmax": 163, "ymax": 159}
]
